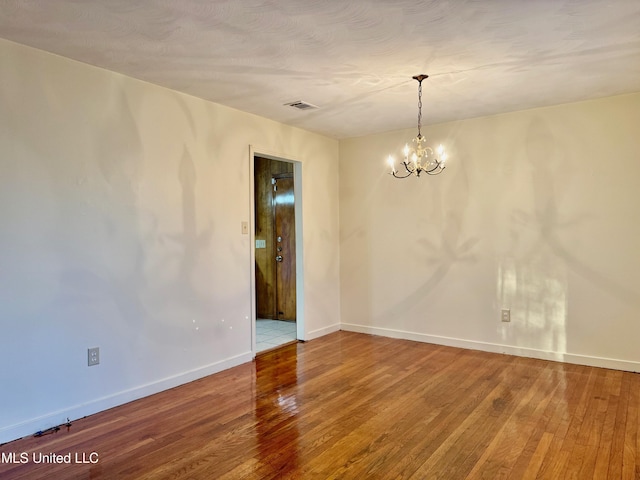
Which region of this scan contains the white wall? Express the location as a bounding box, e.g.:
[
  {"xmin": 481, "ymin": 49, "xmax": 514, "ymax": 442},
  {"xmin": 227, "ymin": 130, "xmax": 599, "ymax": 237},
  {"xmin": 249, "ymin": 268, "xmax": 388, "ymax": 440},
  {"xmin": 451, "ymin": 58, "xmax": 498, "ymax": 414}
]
[
  {"xmin": 340, "ymin": 93, "xmax": 640, "ymax": 370},
  {"xmin": 0, "ymin": 39, "xmax": 341, "ymax": 443}
]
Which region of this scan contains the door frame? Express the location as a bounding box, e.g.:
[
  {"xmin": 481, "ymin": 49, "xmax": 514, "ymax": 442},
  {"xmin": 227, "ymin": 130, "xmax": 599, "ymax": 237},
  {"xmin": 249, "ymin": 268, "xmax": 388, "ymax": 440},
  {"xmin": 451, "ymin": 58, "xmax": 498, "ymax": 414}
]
[{"xmin": 249, "ymin": 146, "xmax": 305, "ymax": 357}]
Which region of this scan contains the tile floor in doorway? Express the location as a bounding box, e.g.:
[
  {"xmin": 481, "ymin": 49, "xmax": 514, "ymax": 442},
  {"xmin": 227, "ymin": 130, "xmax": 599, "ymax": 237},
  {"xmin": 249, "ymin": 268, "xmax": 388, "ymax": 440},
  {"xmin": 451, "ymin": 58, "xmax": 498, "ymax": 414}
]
[{"xmin": 256, "ymin": 319, "xmax": 297, "ymax": 352}]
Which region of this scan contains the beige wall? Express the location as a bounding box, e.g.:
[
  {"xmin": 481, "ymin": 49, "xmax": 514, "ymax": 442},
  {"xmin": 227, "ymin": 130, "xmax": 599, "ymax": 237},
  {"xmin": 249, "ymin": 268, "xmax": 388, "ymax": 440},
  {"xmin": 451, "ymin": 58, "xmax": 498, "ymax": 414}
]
[
  {"xmin": 0, "ymin": 39, "xmax": 341, "ymax": 443},
  {"xmin": 340, "ymin": 93, "xmax": 640, "ymax": 370}
]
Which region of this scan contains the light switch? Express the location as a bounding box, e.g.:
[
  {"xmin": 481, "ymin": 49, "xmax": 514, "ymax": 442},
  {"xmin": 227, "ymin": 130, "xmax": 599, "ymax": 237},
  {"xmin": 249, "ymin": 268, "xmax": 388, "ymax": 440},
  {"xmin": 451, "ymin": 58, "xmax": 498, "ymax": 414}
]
[{"xmin": 241, "ymin": 221, "xmax": 249, "ymax": 235}]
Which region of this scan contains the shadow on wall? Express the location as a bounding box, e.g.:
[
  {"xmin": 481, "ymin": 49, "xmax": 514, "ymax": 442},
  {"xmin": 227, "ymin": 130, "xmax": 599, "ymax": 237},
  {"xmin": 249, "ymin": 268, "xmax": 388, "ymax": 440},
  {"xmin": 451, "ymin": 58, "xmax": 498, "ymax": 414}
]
[
  {"xmin": 498, "ymin": 117, "xmax": 640, "ymax": 352},
  {"xmin": 497, "ymin": 117, "xmax": 569, "ymax": 351},
  {"xmin": 59, "ymin": 86, "xmax": 219, "ymax": 355},
  {"xmin": 340, "ymin": 170, "xmax": 383, "ymax": 329},
  {"xmin": 376, "ymin": 148, "xmax": 480, "ymax": 324}
]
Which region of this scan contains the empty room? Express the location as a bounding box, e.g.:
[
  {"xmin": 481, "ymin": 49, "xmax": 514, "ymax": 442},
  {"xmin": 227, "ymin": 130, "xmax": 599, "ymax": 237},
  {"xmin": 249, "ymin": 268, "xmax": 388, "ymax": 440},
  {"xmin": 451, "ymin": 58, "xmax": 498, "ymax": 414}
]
[{"xmin": 1, "ymin": 1, "xmax": 640, "ymax": 478}]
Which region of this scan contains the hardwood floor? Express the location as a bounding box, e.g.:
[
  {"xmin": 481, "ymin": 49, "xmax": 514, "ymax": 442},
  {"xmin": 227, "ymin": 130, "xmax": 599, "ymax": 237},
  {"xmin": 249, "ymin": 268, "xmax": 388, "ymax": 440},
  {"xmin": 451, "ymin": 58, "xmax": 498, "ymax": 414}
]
[{"xmin": 1, "ymin": 331, "xmax": 639, "ymax": 479}]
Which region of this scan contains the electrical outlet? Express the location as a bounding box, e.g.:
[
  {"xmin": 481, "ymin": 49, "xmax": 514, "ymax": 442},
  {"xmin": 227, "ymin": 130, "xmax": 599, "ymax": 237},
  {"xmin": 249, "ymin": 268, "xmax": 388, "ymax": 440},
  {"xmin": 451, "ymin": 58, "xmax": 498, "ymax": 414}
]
[
  {"xmin": 501, "ymin": 309, "xmax": 511, "ymax": 322},
  {"xmin": 88, "ymin": 347, "xmax": 100, "ymax": 366}
]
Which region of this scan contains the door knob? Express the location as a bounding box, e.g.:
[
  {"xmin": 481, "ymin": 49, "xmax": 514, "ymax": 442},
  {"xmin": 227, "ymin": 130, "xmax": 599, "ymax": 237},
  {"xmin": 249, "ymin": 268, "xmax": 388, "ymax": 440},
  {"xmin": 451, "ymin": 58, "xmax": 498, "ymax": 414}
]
[{"xmin": 275, "ymin": 255, "xmax": 283, "ymax": 262}]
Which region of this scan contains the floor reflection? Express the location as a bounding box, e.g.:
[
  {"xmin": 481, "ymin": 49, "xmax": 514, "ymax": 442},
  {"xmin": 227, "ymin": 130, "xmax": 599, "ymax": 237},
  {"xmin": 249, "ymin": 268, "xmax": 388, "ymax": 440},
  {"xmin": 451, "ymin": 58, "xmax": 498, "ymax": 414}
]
[{"xmin": 254, "ymin": 344, "xmax": 301, "ymax": 476}]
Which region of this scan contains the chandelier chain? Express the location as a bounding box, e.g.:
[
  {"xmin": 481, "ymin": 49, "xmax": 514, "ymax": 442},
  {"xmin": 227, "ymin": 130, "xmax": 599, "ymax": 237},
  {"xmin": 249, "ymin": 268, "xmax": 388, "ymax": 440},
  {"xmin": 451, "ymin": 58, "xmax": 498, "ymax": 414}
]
[{"xmin": 417, "ymin": 80, "xmax": 423, "ymax": 138}]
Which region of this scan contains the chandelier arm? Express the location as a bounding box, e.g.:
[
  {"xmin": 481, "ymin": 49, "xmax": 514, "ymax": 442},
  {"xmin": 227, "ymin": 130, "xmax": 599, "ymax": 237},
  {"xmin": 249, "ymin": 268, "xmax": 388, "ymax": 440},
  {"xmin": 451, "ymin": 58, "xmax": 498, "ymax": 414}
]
[
  {"xmin": 402, "ymin": 160, "xmax": 416, "ymax": 173},
  {"xmin": 390, "ymin": 170, "xmax": 414, "ymax": 179},
  {"xmin": 424, "ymin": 161, "xmax": 441, "ymax": 173},
  {"xmin": 425, "ymin": 164, "xmax": 445, "ymax": 175}
]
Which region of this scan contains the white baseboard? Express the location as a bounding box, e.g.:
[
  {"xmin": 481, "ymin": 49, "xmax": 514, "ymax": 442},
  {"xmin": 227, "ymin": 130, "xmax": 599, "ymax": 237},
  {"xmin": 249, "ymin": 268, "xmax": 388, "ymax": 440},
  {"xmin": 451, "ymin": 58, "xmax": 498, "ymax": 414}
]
[
  {"xmin": 340, "ymin": 323, "xmax": 640, "ymax": 373},
  {"xmin": 0, "ymin": 352, "xmax": 253, "ymax": 445},
  {"xmin": 305, "ymin": 322, "xmax": 341, "ymax": 341}
]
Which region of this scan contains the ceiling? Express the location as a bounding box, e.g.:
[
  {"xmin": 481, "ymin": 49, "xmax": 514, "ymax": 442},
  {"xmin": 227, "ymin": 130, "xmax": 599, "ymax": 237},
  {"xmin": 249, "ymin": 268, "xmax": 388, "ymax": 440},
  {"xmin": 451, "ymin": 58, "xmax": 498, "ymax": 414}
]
[{"xmin": 1, "ymin": 0, "xmax": 640, "ymax": 139}]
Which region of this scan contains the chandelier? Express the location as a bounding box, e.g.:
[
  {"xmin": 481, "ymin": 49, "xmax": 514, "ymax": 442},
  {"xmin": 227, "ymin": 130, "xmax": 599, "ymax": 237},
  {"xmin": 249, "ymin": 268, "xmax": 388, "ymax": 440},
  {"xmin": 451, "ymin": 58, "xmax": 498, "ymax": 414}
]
[{"xmin": 387, "ymin": 75, "xmax": 447, "ymax": 178}]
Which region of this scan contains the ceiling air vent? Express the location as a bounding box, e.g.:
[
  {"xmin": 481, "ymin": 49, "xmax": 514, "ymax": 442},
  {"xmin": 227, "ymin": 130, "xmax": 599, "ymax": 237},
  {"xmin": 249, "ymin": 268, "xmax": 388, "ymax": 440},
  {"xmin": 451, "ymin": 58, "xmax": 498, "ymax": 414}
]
[{"xmin": 284, "ymin": 100, "xmax": 319, "ymax": 111}]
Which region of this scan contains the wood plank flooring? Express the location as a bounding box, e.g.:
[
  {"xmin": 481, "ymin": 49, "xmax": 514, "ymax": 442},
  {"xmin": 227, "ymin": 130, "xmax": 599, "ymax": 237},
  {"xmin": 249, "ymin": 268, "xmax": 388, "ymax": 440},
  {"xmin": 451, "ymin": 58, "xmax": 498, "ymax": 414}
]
[{"xmin": 1, "ymin": 331, "xmax": 639, "ymax": 479}]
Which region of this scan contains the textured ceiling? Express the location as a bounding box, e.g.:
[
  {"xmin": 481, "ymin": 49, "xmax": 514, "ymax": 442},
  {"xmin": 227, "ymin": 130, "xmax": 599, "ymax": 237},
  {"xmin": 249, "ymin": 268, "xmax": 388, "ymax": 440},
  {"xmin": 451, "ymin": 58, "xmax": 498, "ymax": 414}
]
[{"xmin": 1, "ymin": 0, "xmax": 640, "ymax": 139}]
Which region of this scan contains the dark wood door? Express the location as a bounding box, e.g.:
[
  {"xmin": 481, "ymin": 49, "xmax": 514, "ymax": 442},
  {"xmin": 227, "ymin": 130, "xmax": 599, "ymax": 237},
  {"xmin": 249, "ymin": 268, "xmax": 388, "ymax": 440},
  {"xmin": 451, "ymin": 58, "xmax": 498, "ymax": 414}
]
[
  {"xmin": 254, "ymin": 157, "xmax": 293, "ymax": 319},
  {"xmin": 273, "ymin": 175, "xmax": 296, "ymax": 321}
]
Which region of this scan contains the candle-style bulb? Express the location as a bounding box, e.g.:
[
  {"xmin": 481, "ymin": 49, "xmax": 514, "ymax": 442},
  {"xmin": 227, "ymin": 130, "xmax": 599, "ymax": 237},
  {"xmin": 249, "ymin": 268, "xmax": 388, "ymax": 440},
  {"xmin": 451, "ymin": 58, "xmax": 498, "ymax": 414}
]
[{"xmin": 387, "ymin": 155, "xmax": 396, "ymax": 173}]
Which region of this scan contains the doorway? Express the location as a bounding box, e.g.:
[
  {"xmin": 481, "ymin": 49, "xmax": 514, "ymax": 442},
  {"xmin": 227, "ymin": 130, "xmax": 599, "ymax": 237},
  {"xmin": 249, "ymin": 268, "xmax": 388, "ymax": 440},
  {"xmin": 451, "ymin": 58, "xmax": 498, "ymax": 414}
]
[{"xmin": 253, "ymin": 156, "xmax": 300, "ymax": 353}]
